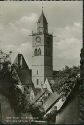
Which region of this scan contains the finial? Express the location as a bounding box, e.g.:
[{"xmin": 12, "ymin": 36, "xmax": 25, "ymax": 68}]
[{"xmin": 42, "ymin": 1, "xmax": 43, "ymax": 12}]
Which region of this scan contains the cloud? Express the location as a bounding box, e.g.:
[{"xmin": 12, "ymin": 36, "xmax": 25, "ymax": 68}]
[
  {"xmin": 0, "ymin": 12, "xmax": 38, "ymax": 49},
  {"xmin": 53, "ymin": 22, "xmax": 82, "ymax": 70},
  {"xmin": 0, "ymin": 4, "xmax": 82, "ymax": 70},
  {"xmin": 11, "ymin": 42, "xmax": 32, "ymax": 68},
  {"xmin": 0, "ymin": 13, "xmax": 38, "ymax": 69},
  {"xmin": 20, "ymin": 13, "xmax": 38, "ymax": 24}
]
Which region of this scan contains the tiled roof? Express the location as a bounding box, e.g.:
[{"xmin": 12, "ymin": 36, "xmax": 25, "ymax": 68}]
[
  {"xmin": 38, "ymin": 10, "xmax": 47, "ymax": 25},
  {"xmin": 13, "ymin": 53, "xmax": 29, "ymax": 69},
  {"xmin": 44, "ymin": 80, "xmax": 79, "ymax": 118},
  {"xmin": 17, "ymin": 69, "xmax": 32, "ymax": 86},
  {"xmin": 31, "ymin": 90, "xmax": 46, "ymax": 105},
  {"xmin": 43, "ymin": 92, "xmax": 60, "ymax": 112}
]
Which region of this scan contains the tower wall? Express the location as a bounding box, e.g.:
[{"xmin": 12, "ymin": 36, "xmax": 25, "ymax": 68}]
[
  {"xmin": 32, "ymin": 34, "xmax": 45, "ymax": 88},
  {"xmin": 32, "ymin": 11, "xmax": 53, "ymax": 89}
]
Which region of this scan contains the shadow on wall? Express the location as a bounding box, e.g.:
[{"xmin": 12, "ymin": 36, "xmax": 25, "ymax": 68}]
[
  {"xmin": 56, "ymin": 93, "xmax": 79, "ymax": 124},
  {"xmin": 0, "ymin": 94, "xmax": 15, "ymax": 123}
]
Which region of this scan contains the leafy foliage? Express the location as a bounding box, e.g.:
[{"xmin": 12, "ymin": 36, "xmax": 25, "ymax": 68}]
[
  {"xmin": 52, "ymin": 65, "xmax": 80, "ymax": 95},
  {"xmin": 0, "ymin": 50, "xmax": 80, "ymax": 121},
  {"xmin": 0, "ymin": 50, "xmax": 29, "ymax": 115}
]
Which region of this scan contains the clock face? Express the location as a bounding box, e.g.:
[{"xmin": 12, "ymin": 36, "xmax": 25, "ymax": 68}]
[{"xmin": 36, "ymin": 36, "xmax": 41, "ymax": 43}]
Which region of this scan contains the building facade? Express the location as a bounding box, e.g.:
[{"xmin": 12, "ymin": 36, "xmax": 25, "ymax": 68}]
[{"xmin": 32, "ymin": 10, "xmax": 53, "ymax": 89}]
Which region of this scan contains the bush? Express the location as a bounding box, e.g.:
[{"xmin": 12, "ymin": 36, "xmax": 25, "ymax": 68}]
[{"xmin": 52, "ymin": 65, "xmax": 80, "ymax": 95}]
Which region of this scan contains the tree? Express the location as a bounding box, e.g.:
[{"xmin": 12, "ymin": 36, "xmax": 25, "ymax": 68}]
[
  {"xmin": 0, "ymin": 50, "xmax": 30, "ymax": 115},
  {"xmin": 52, "ymin": 65, "xmax": 80, "ymax": 95}
]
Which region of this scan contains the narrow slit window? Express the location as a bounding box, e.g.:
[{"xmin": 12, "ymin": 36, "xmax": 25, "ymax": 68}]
[
  {"xmin": 37, "ymin": 70, "xmax": 38, "ymax": 74},
  {"xmin": 37, "ymin": 79, "xmax": 39, "ymax": 85}
]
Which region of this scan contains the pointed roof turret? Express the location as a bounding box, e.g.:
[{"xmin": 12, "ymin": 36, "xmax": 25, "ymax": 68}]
[
  {"xmin": 38, "ymin": 9, "xmax": 48, "ymax": 25},
  {"xmin": 37, "ymin": 9, "xmax": 48, "ymax": 34}
]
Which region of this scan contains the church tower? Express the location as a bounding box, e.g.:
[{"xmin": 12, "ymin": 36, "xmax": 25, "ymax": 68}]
[{"xmin": 32, "ymin": 10, "xmax": 53, "ymax": 89}]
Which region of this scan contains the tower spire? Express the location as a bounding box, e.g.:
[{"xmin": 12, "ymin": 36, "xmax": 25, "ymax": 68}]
[{"xmin": 37, "ymin": 4, "xmax": 48, "ymax": 34}]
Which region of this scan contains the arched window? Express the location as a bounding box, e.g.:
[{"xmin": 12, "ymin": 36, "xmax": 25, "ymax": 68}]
[
  {"xmin": 34, "ymin": 49, "xmax": 37, "ymax": 56},
  {"xmin": 38, "ymin": 48, "xmax": 41, "ymax": 55}
]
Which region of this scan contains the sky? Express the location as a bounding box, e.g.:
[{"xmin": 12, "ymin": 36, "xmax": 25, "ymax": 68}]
[{"xmin": 0, "ymin": 1, "xmax": 83, "ymax": 70}]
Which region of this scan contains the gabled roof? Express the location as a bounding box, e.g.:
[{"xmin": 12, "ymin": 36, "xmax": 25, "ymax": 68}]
[
  {"xmin": 13, "ymin": 53, "xmax": 28, "ymax": 70},
  {"xmin": 13, "ymin": 54, "xmax": 32, "ymax": 87}
]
